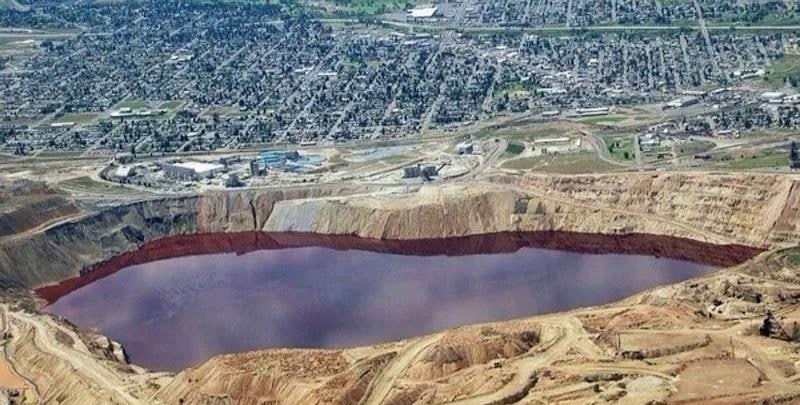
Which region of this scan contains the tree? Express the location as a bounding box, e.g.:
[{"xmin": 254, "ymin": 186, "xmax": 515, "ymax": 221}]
[{"xmin": 760, "ymin": 312, "xmax": 774, "ymax": 337}]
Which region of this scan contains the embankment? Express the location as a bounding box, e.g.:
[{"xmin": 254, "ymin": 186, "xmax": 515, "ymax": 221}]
[
  {"xmin": 3, "ymin": 172, "xmax": 798, "ymax": 289},
  {"xmin": 36, "ymin": 231, "xmax": 762, "ymax": 304}
]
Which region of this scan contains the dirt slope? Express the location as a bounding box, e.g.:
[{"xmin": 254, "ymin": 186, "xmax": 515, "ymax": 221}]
[{"xmin": 4, "ymin": 173, "xmax": 800, "ymax": 404}]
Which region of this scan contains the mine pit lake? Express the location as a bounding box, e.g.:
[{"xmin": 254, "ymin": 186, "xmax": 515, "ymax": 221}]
[{"xmin": 41, "ymin": 232, "xmax": 736, "ymax": 371}]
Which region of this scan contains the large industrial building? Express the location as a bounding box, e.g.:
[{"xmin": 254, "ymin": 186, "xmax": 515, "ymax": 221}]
[
  {"xmin": 160, "ymin": 161, "xmax": 225, "ymax": 181},
  {"xmin": 407, "ymin": 6, "xmax": 438, "ymax": 19}
]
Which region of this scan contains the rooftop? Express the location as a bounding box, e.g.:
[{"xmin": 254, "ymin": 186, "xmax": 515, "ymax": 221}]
[
  {"xmin": 170, "ymin": 162, "xmax": 225, "ymax": 173},
  {"xmin": 408, "ymin": 6, "xmax": 438, "ymax": 18}
]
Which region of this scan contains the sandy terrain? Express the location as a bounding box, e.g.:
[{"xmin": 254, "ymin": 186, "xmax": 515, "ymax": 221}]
[{"xmin": 2, "ymin": 170, "xmax": 800, "ymax": 404}]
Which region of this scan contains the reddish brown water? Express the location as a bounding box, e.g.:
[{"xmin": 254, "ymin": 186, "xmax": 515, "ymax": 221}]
[{"xmin": 41, "ymin": 232, "xmax": 758, "ymax": 371}]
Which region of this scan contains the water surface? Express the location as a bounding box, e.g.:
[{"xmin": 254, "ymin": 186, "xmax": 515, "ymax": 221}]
[{"xmin": 44, "ymin": 232, "xmax": 727, "ymax": 371}]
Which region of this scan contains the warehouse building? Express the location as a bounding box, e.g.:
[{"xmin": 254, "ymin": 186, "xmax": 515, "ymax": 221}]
[{"xmin": 160, "ymin": 161, "xmax": 225, "ymax": 181}]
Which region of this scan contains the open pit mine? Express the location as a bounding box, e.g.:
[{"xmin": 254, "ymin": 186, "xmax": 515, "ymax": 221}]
[{"xmin": 0, "ymin": 172, "xmax": 800, "ymax": 405}]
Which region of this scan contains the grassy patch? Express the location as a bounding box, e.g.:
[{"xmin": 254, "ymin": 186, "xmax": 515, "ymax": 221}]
[
  {"xmin": 785, "ymin": 248, "xmax": 800, "ymax": 266},
  {"xmin": 159, "ymin": 100, "xmax": 183, "ymax": 110},
  {"xmin": 493, "ymin": 81, "xmax": 538, "ymax": 99},
  {"xmin": 675, "ymin": 140, "xmax": 715, "ymax": 156},
  {"xmin": 321, "ymin": 0, "xmax": 416, "ymax": 16},
  {"xmin": 200, "ymin": 106, "xmax": 247, "ymax": 118},
  {"xmin": 505, "ymin": 141, "xmax": 525, "ymax": 156},
  {"xmin": 764, "ymin": 54, "xmax": 800, "ymax": 88},
  {"xmin": 715, "ymin": 151, "xmax": 787, "ymax": 170},
  {"xmin": 53, "ymin": 329, "xmax": 75, "ymax": 347},
  {"xmin": 577, "ymin": 115, "xmax": 627, "ymax": 126},
  {"xmin": 502, "ymin": 152, "xmax": 621, "ymax": 174},
  {"xmin": 52, "ymin": 112, "xmax": 98, "ymax": 125},
  {"xmin": 642, "ymin": 144, "xmax": 674, "ymax": 161},
  {"xmin": 116, "ymin": 99, "xmax": 149, "ymax": 110},
  {"xmin": 604, "ymin": 135, "xmax": 635, "ymax": 161},
  {"xmin": 473, "ymin": 121, "xmax": 586, "ymax": 142}
]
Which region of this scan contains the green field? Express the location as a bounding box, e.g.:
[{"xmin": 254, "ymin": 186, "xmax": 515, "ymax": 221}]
[
  {"xmin": 493, "ymin": 81, "xmax": 538, "ymax": 99},
  {"xmin": 604, "ymin": 135, "xmax": 635, "ymax": 162},
  {"xmin": 764, "ymin": 54, "xmax": 800, "ymax": 88},
  {"xmin": 321, "ymin": 0, "xmax": 416, "ymax": 16},
  {"xmin": 52, "ymin": 112, "xmax": 98, "ymax": 125},
  {"xmin": 675, "ymin": 140, "xmax": 715, "ymax": 156},
  {"xmin": 785, "ymin": 247, "xmax": 800, "ymax": 266},
  {"xmin": 473, "ymin": 120, "xmax": 586, "ymax": 143},
  {"xmin": 505, "ymin": 141, "xmax": 525, "ymax": 156},
  {"xmin": 159, "ymin": 100, "xmax": 184, "ymax": 110},
  {"xmin": 502, "ymin": 152, "xmax": 621, "ymax": 174},
  {"xmin": 715, "ymin": 151, "xmax": 787, "ymax": 170},
  {"xmin": 577, "ymin": 115, "xmax": 627, "ymax": 126},
  {"xmin": 200, "ymin": 106, "xmax": 248, "ymax": 118},
  {"xmin": 116, "ymin": 99, "xmax": 149, "ymax": 110}
]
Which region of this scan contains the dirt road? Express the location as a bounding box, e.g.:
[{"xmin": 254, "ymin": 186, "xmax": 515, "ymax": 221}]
[
  {"xmin": 8, "ymin": 310, "xmax": 145, "ymax": 405},
  {"xmin": 361, "ymin": 333, "xmax": 443, "ymax": 405}
]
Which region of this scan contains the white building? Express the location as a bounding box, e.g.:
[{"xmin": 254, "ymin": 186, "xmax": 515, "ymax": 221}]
[
  {"xmin": 114, "ymin": 165, "xmax": 135, "ymax": 180},
  {"xmin": 534, "ymin": 137, "xmax": 570, "ymax": 145},
  {"xmin": 456, "ymin": 141, "xmax": 474, "ymax": 155},
  {"xmin": 162, "ymin": 161, "xmax": 225, "ymax": 181},
  {"xmin": 50, "ymin": 122, "xmax": 75, "ymax": 128},
  {"xmin": 665, "ymin": 96, "xmax": 699, "ymax": 109},
  {"xmin": 760, "ymin": 91, "xmax": 786, "ymax": 101},
  {"xmin": 114, "ymin": 152, "xmax": 134, "ymax": 164},
  {"xmin": 784, "ymin": 94, "xmax": 800, "ymax": 104},
  {"xmin": 575, "ymin": 107, "xmax": 610, "ymax": 117},
  {"xmin": 408, "ymin": 6, "xmax": 438, "ymax": 18}
]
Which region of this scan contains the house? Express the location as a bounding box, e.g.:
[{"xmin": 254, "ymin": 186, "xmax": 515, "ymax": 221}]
[
  {"xmin": 114, "ymin": 165, "xmax": 135, "ymax": 181},
  {"xmin": 456, "ymin": 142, "xmax": 474, "ymax": 155}
]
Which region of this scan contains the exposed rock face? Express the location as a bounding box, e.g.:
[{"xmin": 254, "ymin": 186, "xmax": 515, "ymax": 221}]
[
  {"xmin": 6, "ymin": 172, "xmax": 800, "ymax": 405},
  {"xmin": 0, "ymin": 185, "xmax": 374, "ymax": 288},
  {"xmin": 264, "ymin": 186, "xmax": 517, "ymax": 239},
  {"xmin": 406, "ymin": 322, "xmax": 541, "ymax": 381},
  {"xmin": 156, "ymin": 349, "xmax": 393, "ymax": 405},
  {"xmin": 493, "ymin": 173, "xmax": 800, "ymax": 246},
  {"xmin": 6, "ymin": 315, "xmax": 132, "ymax": 405},
  {"xmin": 263, "ymin": 173, "xmax": 799, "ymax": 247},
  {"xmin": 0, "ymin": 196, "xmax": 198, "ymax": 287},
  {"xmin": 3, "ymin": 172, "xmax": 795, "ymax": 288},
  {"xmin": 0, "ymin": 179, "xmax": 80, "ymax": 238}
]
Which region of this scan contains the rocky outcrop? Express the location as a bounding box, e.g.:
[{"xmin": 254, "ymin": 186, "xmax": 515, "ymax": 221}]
[
  {"xmin": 258, "ymin": 173, "xmax": 800, "ymax": 249},
  {"xmin": 0, "ymin": 196, "xmax": 199, "ymax": 288},
  {"xmin": 1, "ymin": 172, "xmax": 795, "ymax": 289},
  {"xmin": 406, "ymin": 322, "xmax": 540, "ymax": 381},
  {"xmin": 0, "ymin": 179, "xmax": 80, "ymax": 238},
  {"xmin": 6, "ymin": 319, "xmax": 133, "ymax": 405},
  {"xmin": 155, "ymin": 348, "xmax": 394, "ymax": 405},
  {"xmin": 0, "ymin": 185, "xmax": 375, "ymax": 288},
  {"xmin": 6, "ymin": 172, "xmax": 800, "ymax": 405},
  {"xmin": 262, "ymin": 174, "xmax": 784, "ymax": 246},
  {"xmin": 492, "ymin": 173, "xmax": 800, "ymax": 246}
]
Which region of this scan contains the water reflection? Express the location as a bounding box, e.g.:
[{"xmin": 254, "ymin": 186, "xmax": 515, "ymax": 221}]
[{"xmin": 42, "ymin": 232, "xmax": 734, "ymax": 371}]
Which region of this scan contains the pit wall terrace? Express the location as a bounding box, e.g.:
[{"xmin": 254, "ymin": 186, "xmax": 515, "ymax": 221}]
[{"xmin": 2, "ymin": 172, "xmax": 797, "ymax": 288}]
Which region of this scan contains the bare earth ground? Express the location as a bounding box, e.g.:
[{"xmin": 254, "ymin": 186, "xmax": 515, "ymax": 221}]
[{"xmin": 4, "ymin": 168, "xmax": 800, "ymax": 404}]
